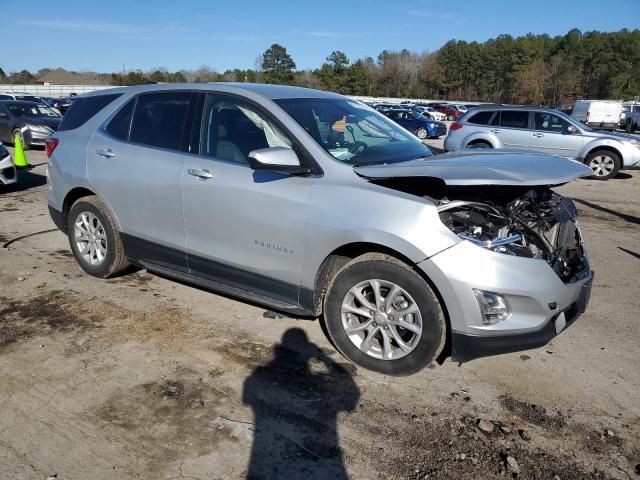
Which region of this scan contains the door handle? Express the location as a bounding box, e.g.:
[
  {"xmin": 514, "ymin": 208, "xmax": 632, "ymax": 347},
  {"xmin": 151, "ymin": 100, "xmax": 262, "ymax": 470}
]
[
  {"xmin": 96, "ymin": 148, "xmax": 115, "ymax": 158},
  {"xmin": 187, "ymin": 168, "xmax": 214, "ymax": 180},
  {"xmin": 532, "ymin": 132, "xmax": 544, "ymax": 138},
  {"xmin": 490, "ymin": 129, "xmax": 500, "ymax": 134}
]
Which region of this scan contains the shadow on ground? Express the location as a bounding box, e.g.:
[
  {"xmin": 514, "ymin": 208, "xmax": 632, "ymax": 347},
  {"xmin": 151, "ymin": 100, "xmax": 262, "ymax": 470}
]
[{"xmin": 242, "ymin": 328, "xmax": 359, "ymax": 479}]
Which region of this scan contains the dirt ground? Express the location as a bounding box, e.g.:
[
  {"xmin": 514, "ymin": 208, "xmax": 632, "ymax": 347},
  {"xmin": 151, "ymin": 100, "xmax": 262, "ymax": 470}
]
[{"xmin": 1, "ymin": 146, "xmax": 639, "ymax": 480}]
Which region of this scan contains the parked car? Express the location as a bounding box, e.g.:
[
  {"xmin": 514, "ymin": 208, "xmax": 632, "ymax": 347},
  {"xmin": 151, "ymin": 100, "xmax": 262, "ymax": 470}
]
[
  {"xmin": 0, "ymin": 100, "xmax": 63, "ymax": 149},
  {"xmin": 0, "ymin": 92, "xmax": 51, "ymax": 108},
  {"xmin": 571, "ymin": 100, "xmax": 622, "ymax": 131},
  {"xmin": 47, "ymin": 84, "xmax": 593, "ymax": 375},
  {"xmin": 413, "ymin": 106, "xmax": 447, "ymax": 121},
  {"xmin": 450, "ymin": 104, "xmax": 468, "ymax": 114},
  {"xmin": 622, "ymin": 104, "xmax": 640, "ymax": 133},
  {"xmin": 385, "ymin": 109, "xmax": 448, "ymax": 139},
  {"xmin": 0, "ymin": 142, "xmax": 16, "ymax": 186},
  {"xmin": 41, "ymin": 96, "xmax": 73, "ymax": 115},
  {"xmin": 444, "ymin": 107, "xmax": 640, "ymax": 180},
  {"xmin": 431, "ymin": 104, "xmax": 463, "ymax": 121}
]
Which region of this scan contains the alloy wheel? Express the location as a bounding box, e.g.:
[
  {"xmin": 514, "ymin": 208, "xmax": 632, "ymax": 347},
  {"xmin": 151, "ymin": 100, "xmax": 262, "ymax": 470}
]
[
  {"xmin": 589, "ymin": 154, "xmax": 615, "ymax": 177},
  {"xmin": 74, "ymin": 211, "xmax": 108, "ymax": 265},
  {"xmin": 340, "ymin": 279, "xmax": 423, "ymax": 360}
]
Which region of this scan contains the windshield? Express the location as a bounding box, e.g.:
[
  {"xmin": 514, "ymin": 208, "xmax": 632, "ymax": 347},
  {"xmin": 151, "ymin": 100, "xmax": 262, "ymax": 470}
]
[
  {"xmin": 412, "ymin": 111, "xmax": 431, "ymax": 121},
  {"xmin": 275, "ymin": 98, "xmax": 432, "ymax": 166},
  {"xmin": 8, "ymin": 103, "xmax": 60, "ymax": 118}
]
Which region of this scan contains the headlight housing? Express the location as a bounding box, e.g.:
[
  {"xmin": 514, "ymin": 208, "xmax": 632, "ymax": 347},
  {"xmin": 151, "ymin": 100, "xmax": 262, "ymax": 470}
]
[{"xmin": 26, "ymin": 124, "xmax": 53, "ymax": 134}]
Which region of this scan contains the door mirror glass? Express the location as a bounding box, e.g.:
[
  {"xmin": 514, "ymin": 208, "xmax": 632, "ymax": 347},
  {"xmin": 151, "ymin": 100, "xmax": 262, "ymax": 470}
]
[
  {"xmin": 248, "ymin": 147, "xmax": 310, "ymax": 175},
  {"xmin": 565, "ymin": 125, "xmax": 578, "ymax": 134}
]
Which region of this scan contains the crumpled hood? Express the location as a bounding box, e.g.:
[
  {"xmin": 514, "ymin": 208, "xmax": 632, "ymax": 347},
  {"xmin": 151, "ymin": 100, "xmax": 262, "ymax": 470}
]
[{"xmin": 354, "ymin": 150, "xmax": 592, "ymax": 186}]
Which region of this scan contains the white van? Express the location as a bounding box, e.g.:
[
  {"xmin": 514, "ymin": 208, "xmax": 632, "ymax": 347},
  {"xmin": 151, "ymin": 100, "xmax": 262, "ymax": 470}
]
[{"xmin": 571, "ymin": 100, "xmax": 622, "ymax": 130}]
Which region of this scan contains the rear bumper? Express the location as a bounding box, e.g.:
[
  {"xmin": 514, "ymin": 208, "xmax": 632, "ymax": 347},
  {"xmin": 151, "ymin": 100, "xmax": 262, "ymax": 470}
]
[
  {"xmin": 451, "ymin": 273, "xmax": 592, "ymax": 361},
  {"xmin": 48, "ymin": 205, "xmax": 65, "ymax": 231}
]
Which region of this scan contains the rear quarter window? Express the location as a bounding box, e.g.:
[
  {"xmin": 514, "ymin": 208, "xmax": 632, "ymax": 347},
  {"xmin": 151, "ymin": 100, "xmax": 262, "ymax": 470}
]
[
  {"xmin": 58, "ymin": 93, "xmax": 122, "ymax": 132},
  {"xmin": 129, "ymin": 92, "xmax": 192, "ymax": 151},
  {"xmin": 466, "ymin": 110, "xmax": 494, "ymax": 125}
]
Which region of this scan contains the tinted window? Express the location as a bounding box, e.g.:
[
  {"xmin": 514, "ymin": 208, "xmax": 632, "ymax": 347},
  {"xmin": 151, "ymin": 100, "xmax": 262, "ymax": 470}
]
[
  {"xmin": 0, "ymin": 95, "xmax": 11, "ymax": 100},
  {"xmin": 533, "ymin": 112, "xmax": 569, "ymax": 132},
  {"xmin": 276, "ymin": 98, "xmax": 432, "ymax": 166},
  {"xmin": 499, "ymin": 111, "xmax": 529, "ymax": 129},
  {"xmin": 467, "ymin": 110, "xmax": 494, "ymax": 125},
  {"xmin": 200, "ymin": 94, "xmax": 292, "ymax": 164},
  {"xmin": 105, "ymin": 98, "xmax": 135, "ymax": 141},
  {"xmin": 130, "ymin": 92, "xmax": 191, "ymax": 151},
  {"xmin": 58, "ymin": 93, "xmax": 121, "ymax": 132}
]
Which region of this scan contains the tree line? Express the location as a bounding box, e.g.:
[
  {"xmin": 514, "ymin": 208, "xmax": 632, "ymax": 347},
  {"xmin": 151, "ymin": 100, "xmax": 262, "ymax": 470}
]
[{"xmin": 2, "ymin": 28, "xmax": 638, "ymax": 106}]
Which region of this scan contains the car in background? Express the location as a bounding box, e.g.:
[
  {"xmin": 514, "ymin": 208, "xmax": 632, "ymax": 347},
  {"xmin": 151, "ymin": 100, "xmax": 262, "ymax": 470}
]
[
  {"xmin": 413, "ymin": 106, "xmax": 447, "ymax": 121},
  {"xmin": 571, "ymin": 100, "xmax": 622, "ymax": 131},
  {"xmin": 0, "ymin": 92, "xmax": 50, "ymax": 107},
  {"xmin": 450, "ymin": 104, "xmax": 468, "ymax": 114},
  {"xmin": 622, "ymin": 104, "xmax": 640, "ymax": 133},
  {"xmin": 385, "ymin": 109, "xmax": 448, "ymax": 139},
  {"xmin": 444, "ymin": 106, "xmax": 640, "ymax": 180},
  {"xmin": 41, "ymin": 97, "xmax": 72, "ymax": 115},
  {"xmin": 0, "ymin": 142, "xmax": 16, "ymax": 186},
  {"xmin": 0, "ymin": 100, "xmax": 63, "ymax": 149},
  {"xmin": 431, "ymin": 104, "xmax": 463, "ymax": 121}
]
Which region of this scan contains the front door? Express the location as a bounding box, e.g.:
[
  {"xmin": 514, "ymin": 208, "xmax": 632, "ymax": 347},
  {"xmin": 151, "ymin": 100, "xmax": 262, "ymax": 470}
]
[
  {"xmin": 530, "ymin": 111, "xmax": 583, "ymax": 158},
  {"xmin": 182, "ymin": 93, "xmax": 313, "ymax": 306},
  {"xmin": 86, "ymin": 91, "xmax": 195, "ymax": 270}
]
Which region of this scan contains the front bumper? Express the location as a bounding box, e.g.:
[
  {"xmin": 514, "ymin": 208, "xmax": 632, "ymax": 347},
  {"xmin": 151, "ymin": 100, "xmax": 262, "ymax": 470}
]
[
  {"xmin": 0, "ymin": 153, "xmax": 17, "ymax": 185},
  {"xmin": 418, "ymin": 240, "xmax": 593, "ymax": 361},
  {"xmin": 428, "ymin": 124, "xmax": 448, "ymax": 138}
]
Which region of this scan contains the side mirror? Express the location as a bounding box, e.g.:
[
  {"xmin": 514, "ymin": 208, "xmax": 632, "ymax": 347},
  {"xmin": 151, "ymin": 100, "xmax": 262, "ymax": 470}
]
[
  {"xmin": 565, "ymin": 125, "xmax": 578, "ymax": 134},
  {"xmin": 248, "ymin": 147, "xmax": 311, "ymax": 175}
]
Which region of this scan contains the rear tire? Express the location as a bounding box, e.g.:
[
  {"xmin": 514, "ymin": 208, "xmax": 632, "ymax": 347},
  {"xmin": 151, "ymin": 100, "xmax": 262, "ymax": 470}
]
[
  {"xmin": 67, "ymin": 196, "xmax": 129, "ymax": 278},
  {"xmin": 323, "ymin": 253, "xmax": 446, "ymax": 376},
  {"xmin": 585, "ymin": 149, "xmax": 621, "ymax": 181}
]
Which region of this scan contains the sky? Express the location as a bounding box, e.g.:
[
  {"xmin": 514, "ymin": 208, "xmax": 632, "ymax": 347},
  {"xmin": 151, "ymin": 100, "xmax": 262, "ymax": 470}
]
[{"xmin": 3, "ymin": 0, "xmax": 639, "ymax": 74}]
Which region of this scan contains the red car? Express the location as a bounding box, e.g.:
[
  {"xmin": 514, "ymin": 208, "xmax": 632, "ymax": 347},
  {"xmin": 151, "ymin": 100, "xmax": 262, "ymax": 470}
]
[{"xmin": 431, "ymin": 104, "xmax": 463, "ymax": 121}]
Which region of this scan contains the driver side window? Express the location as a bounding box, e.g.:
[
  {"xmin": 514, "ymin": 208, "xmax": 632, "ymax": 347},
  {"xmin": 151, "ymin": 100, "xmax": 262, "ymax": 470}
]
[
  {"xmin": 199, "ymin": 94, "xmax": 292, "ymax": 165},
  {"xmin": 534, "ymin": 112, "xmax": 569, "ymax": 132}
]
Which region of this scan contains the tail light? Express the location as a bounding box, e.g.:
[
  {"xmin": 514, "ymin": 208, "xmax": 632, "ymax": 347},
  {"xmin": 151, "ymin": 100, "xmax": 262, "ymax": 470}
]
[
  {"xmin": 45, "ymin": 138, "xmax": 59, "ymax": 158},
  {"xmin": 450, "ymin": 122, "xmax": 463, "ymax": 131}
]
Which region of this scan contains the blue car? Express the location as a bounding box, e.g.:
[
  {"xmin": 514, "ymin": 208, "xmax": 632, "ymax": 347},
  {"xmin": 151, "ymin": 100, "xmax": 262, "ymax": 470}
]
[{"xmin": 385, "ymin": 109, "xmax": 448, "ymax": 139}]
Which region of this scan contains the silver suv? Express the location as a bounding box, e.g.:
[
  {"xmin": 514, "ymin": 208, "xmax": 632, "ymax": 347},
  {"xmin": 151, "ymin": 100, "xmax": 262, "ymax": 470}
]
[
  {"xmin": 444, "ymin": 107, "xmax": 640, "ymax": 180},
  {"xmin": 47, "ymin": 84, "xmax": 593, "ymax": 375}
]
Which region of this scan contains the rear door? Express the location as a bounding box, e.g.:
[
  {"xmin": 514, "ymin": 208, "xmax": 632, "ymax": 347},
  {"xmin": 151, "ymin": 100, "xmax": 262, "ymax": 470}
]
[
  {"xmin": 493, "ymin": 110, "xmax": 531, "ymax": 150},
  {"xmin": 182, "ymin": 92, "xmax": 313, "ymax": 306},
  {"xmin": 87, "ymin": 91, "xmax": 195, "ymax": 271},
  {"xmin": 530, "ymin": 111, "xmax": 583, "ymax": 158}
]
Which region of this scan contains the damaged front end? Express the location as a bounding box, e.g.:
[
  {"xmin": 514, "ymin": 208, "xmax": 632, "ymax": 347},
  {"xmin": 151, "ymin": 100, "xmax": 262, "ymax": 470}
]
[{"xmin": 434, "ymin": 186, "xmax": 589, "ymax": 283}]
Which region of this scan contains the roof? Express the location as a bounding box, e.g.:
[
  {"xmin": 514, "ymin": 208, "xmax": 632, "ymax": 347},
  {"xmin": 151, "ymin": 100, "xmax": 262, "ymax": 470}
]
[
  {"xmin": 80, "ymin": 82, "xmax": 344, "ymax": 101},
  {"xmin": 0, "ymin": 100, "xmax": 41, "ymax": 105}
]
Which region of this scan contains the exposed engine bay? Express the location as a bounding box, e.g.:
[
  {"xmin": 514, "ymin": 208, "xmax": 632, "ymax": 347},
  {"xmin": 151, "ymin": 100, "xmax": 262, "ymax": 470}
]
[
  {"xmin": 369, "ymin": 178, "xmax": 589, "ymax": 283},
  {"xmin": 434, "ymin": 186, "xmax": 588, "ymax": 283}
]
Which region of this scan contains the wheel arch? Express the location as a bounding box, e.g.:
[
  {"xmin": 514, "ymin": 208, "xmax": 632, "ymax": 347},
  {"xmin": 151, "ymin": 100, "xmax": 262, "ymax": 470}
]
[
  {"xmin": 582, "ymin": 143, "xmax": 622, "ymax": 163},
  {"xmin": 62, "ymin": 188, "xmax": 122, "ymax": 232},
  {"xmin": 310, "ymin": 241, "xmax": 453, "ymax": 362}
]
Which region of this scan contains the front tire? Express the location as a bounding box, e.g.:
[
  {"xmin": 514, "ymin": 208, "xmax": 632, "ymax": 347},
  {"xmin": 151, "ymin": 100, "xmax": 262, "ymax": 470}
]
[
  {"xmin": 323, "ymin": 253, "xmax": 446, "ymax": 375},
  {"xmin": 416, "ymin": 127, "xmax": 428, "ymax": 139},
  {"xmin": 585, "ymin": 149, "xmax": 621, "ymax": 181},
  {"xmin": 67, "ymin": 196, "xmax": 128, "ymax": 278}
]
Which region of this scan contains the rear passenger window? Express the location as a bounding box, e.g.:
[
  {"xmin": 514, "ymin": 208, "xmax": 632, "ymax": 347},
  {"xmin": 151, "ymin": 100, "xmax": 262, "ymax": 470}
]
[
  {"xmin": 58, "ymin": 93, "xmax": 122, "ymax": 132},
  {"xmin": 499, "ymin": 111, "xmax": 529, "ymax": 129},
  {"xmin": 130, "ymin": 92, "xmax": 191, "ymax": 151},
  {"xmin": 467, "ymin": 110, "xmax": 494, "ymax": 125},
  {"xmin": 105, "ymin": 99, "xmax": 135, "ymax": 141}
]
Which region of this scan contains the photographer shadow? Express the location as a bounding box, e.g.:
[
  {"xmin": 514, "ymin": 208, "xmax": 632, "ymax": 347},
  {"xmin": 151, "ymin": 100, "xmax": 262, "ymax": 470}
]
[{"xmin": 242, "ymin": 328, "xmax": 359, "ymax": 480}]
